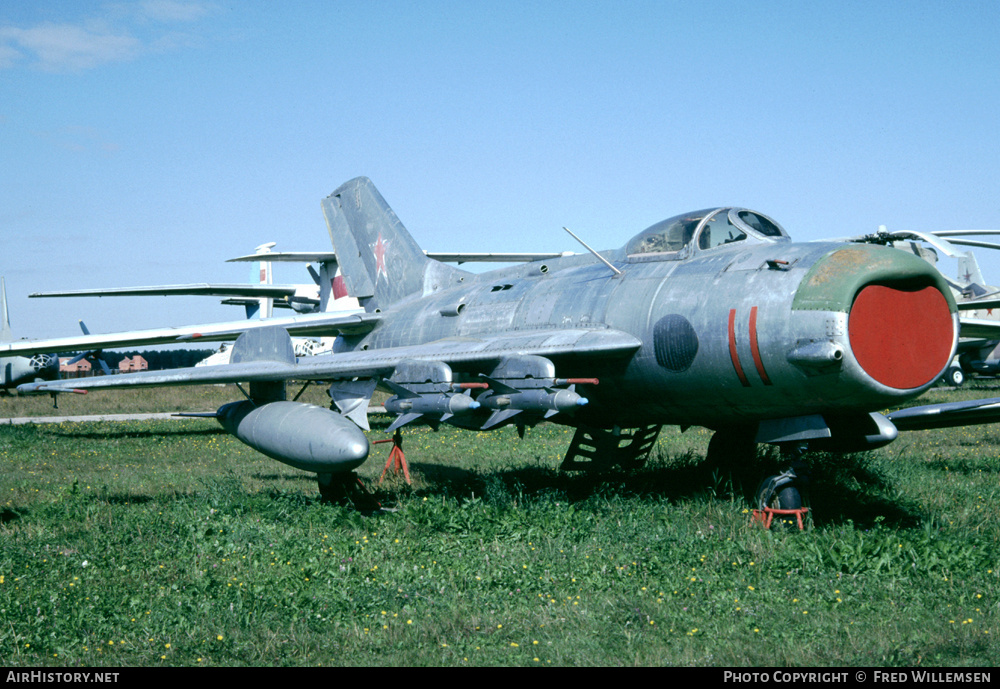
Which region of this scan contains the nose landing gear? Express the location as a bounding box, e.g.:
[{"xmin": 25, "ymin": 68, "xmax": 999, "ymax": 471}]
[{"xmin": 753, "ymin": 465, "xmax": 809, "ymax": 529}]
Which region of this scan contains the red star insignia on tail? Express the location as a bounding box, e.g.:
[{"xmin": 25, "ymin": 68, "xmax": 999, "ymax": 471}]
[{"xmin": 372, "ymin": 232, "xmax": 389, "ymax": 285}]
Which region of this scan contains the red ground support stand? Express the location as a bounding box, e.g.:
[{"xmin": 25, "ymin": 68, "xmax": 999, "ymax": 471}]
[
  {"xmin": 375, "ymin": 430, "xmax": 410, "ymax": 485},
  {"xmin": 752, "ymin": 507, "xmax": 809, "ymax": 530}
]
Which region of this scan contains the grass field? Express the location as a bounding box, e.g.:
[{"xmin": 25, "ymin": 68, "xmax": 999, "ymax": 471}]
[{"xmin": 1, "ymin": 384, "xmax": 997, "ymax": 666}]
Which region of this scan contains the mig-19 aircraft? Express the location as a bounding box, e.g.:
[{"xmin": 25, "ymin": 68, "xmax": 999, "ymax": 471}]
[{"xmin": 14, "ymin": 177, "xmax": 1000, "ymax": 510}]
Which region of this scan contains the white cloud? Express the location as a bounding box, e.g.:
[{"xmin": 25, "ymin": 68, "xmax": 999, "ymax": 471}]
[
  {"xmin": 0, "ymin": 2, "xmax": 214, "ymax": 72},
  {"xmin": 0, "ymin": 41, "xmax": 21, "ymax": 69},
  {"xmin": 0, "ymin": 22, "xmax": 140, "ymax": 72}
]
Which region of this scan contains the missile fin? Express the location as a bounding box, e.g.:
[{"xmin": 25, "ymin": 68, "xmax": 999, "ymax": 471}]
[
  {"xmin": 479, "ymin": 374, "xmax": 520, "ymax": 395},
  {"xmin": 384, "ymin": 379, "xmax": 421, "ymax": 399},
  {"xmin": 329, "ymin": 378, "xmax": 377, "ymax": 431},
  {"xmin": 387, "ymin": 412, "xmax": 424, "ymax": 433},
  {"xmin": 482, "ymin": 408, "xmax": 523, "ymax": 430}
]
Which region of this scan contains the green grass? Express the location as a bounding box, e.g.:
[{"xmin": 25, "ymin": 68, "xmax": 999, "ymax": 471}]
[{"xmin": 1, "ymin": 386, "xmax": 998, "ymax": 666}]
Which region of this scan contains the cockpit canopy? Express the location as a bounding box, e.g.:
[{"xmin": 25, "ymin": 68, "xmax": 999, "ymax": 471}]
[{"xmin": 626, "ymin": 208, "xmax": 788, "ymax": 259}]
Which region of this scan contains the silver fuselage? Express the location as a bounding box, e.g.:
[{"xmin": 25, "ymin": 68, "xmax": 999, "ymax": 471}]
[{"xmin": 350, "ymin": 240, "xmax": 956, "ymax": 430}]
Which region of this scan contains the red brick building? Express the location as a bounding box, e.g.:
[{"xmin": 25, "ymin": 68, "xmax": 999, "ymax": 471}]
[
  {"xmin": 59, "ymin": 357, "xmax": 91, "ymax": 378},
  {"xmin": 118, "ymin": 355, "xmax": 148, "ymax": 373}
]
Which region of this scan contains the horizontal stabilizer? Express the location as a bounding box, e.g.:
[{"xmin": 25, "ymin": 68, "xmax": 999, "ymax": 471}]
[
  {"xmin": 227, "ymin": 252, "xmax": 339, "ymax": 264},
  {"xmin": 227, "ymin": 250, "xmax": 576, "ymax": 265},
  {"xmin": 424, "ymin": 251, "xmax": 577, "ymax": 264}
]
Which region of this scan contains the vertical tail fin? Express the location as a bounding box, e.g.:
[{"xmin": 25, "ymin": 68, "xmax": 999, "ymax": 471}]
[
  {"xmin": 322, "ymin": 177, "xmax": 463, "ymax": 310},
  {"xmin": 957, "ymin": 252, "xmax": 986, "ymax": 292},
  {"xmin": 1, "ymin": 277, "xmax": 12, "ymax": 343},
  {"xmin": 246, "ymin": 242, "xmax": 276, "ymax": 319}
]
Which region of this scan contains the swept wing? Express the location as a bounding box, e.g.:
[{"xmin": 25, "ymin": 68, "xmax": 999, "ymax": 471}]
[
  {"xmin": 888, "ymin": 397, "xmax": 1000, "ymax": 431},
  {"xmin": 30, "ymin": 284, "xmax": 300, "ymax": 299},
  {"xmin": 18, "ymin": 327, "xmax": 641, "ymax": 393},
  {"xmin": 959, "ymin": 318, "xmax": 1000, "ymax": 339}
]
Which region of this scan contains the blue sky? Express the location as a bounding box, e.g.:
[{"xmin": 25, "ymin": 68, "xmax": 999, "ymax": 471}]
[{"xmin": 2, "ymin": 1, "xmax": 999, "ymax": 340}]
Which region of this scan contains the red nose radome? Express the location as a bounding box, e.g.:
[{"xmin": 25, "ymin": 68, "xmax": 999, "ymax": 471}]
[{"xmin": 848, "ymin": 284, "xmax": 954, "ymax": 390}]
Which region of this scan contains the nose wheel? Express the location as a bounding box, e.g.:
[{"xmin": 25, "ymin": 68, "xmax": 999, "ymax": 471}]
[
  {"xmin": 755, "ymin": 472, "xmax": 802, "ymax": 510},
  {"xmin": 754, "ymin": 466, "xmax": 808, "ymax": 529}
]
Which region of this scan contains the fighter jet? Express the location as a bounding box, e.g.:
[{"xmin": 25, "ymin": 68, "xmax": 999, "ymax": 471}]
[
  {"xmin": 0, "ymin": 278, "xmax": 60, "ymax": 391},
  {"xmin": 19, "ymin": 240, "xmax": 551, "ymax": 359},
  {"xmin": 17, "ymin": 177, "xmax": 1000, "ymax": 510}
]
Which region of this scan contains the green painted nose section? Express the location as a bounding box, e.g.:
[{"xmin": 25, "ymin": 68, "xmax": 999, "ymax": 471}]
[{"xmin": 793, "ymin": 244, "xmax": 957, "ymax": 390}]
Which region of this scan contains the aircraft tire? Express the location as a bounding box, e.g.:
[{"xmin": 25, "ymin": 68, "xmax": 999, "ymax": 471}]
[
  {"xmin": 755, "ymin": 474, "xmax": 803, "ymax": 528},
  {"xmin": 772, "ymin": 485, "xmax": 802, "ymax": 510},
  {"xmin": 944, "ymin": 366, "xmax": 965, "ymax": 387}
]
